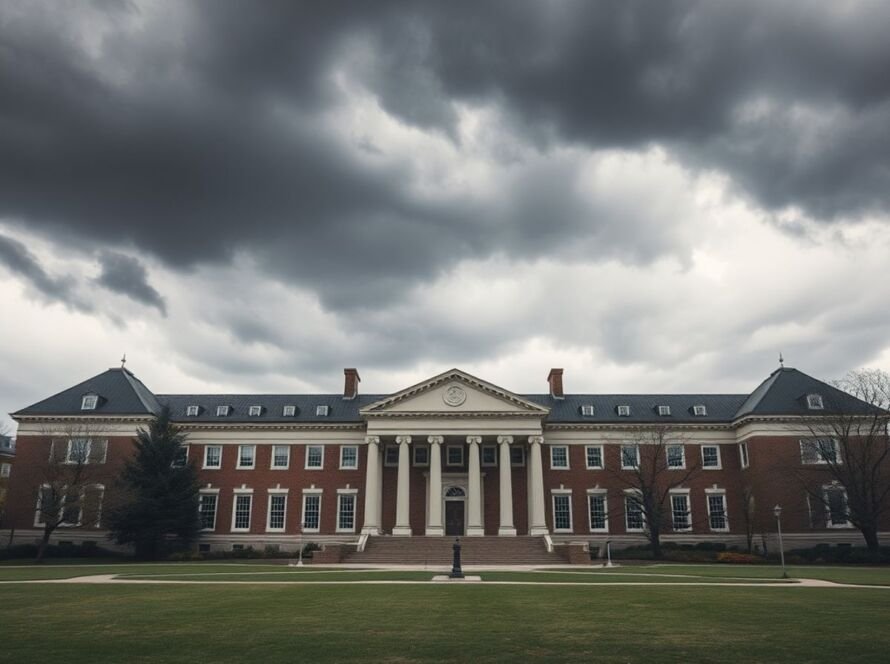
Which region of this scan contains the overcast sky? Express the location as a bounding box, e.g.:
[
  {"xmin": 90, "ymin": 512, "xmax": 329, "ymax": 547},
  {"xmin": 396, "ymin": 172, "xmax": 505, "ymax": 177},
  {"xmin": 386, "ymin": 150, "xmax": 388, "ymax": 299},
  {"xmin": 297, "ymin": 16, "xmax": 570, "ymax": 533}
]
[{"xmin": 2, "ymin": 0, "xmax": 890, "ymax": 431}]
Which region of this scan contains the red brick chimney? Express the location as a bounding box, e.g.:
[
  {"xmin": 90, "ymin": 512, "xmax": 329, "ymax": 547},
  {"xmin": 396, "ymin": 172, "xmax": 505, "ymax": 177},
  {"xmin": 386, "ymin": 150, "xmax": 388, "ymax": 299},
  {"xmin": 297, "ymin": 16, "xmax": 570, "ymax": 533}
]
[
  {"xmin": 343, "ymin": 368, "xmax": 360, "ymax": 400},
  {"xmin": 547, "ymin": 368, "xmax": 564, "ymax": 399}
]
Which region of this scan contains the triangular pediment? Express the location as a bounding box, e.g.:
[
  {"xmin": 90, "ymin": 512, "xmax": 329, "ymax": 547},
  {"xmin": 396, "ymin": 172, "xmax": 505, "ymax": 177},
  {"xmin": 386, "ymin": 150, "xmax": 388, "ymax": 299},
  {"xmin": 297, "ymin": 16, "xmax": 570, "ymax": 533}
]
[{"xmin": 360, "ymin": 369, "xmax": 549, "ymax": 417}]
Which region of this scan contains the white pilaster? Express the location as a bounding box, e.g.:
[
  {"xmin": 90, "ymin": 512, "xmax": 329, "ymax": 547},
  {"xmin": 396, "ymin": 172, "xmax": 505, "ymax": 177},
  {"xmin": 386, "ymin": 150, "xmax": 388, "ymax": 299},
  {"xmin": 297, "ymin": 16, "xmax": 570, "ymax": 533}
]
[
  {"xmin": 497, "ymin": 435, "xmax": 517, "ymax": 536},
  {"xmin": 361, "ymin": 435, "xmax": 381, "ymax": 535},
  {"xmin": 392, "ymin": 435, "xmax": 412, "ymax": 536},
  {"xmin": 528, "ymin": 435, "xmax": 548, "ymax": 535},
  {"xmin": 466, "ymin": 435, "xmax": 485, "ymax": 536},
  {"xmin": 426, "ymin": 435, "xmax": 444, "ymax": 536}
]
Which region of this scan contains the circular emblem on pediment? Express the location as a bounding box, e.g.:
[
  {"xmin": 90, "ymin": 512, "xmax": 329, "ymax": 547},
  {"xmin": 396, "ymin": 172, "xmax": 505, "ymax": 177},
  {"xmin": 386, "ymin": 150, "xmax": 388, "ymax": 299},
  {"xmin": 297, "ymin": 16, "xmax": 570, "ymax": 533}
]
[{"xmin": 443, "ymin": 385, "xmax": 467, "ymax": 407}]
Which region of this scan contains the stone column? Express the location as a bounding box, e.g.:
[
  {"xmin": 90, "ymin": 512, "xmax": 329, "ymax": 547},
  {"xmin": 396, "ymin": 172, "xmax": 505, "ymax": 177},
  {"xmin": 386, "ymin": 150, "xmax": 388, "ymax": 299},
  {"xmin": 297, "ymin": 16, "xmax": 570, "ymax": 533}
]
[
  {"xmin": 426, "ymin": 435, "xmax": 444, "ymax": 536},
  {"xmin": 497, "ymin": 435, "xmax": 517, "ymax": 536},
  {"xmin": 528, "ymin": 435, "xmax": 548, "ymax": 535},
  {"xmin": 361, "ymin": 435, "xmax": 381, "ymax": 535},
  {"xmin": 392, "ymin": 435, "xmax": 412, "ymax": 536},
  {"xmin": 466, "ymin": 435, "xmax": 485, "ymax": 536}
]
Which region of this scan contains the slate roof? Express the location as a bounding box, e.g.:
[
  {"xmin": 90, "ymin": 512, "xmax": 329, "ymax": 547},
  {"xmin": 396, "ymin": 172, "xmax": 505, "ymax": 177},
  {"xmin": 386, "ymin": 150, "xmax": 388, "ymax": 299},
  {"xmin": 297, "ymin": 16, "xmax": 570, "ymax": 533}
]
[{"xmin": 12, "ymin": 366, "xmax": 878, "ymax": 425}]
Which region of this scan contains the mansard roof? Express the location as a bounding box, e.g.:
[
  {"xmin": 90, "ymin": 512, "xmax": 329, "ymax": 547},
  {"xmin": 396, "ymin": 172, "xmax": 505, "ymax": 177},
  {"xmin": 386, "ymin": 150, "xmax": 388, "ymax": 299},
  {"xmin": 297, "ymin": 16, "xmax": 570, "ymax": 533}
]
[{"xmin": 12, "ymin": 365, "xmax": 877, "ymax": 424}]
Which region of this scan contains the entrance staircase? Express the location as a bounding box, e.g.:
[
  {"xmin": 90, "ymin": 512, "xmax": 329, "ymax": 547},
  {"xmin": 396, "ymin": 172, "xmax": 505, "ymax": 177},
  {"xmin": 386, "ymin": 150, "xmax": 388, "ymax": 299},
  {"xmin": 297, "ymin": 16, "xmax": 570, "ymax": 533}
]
[{"xmin": 343, "ymin": 536, "xmax": 566, "ymax": 565}]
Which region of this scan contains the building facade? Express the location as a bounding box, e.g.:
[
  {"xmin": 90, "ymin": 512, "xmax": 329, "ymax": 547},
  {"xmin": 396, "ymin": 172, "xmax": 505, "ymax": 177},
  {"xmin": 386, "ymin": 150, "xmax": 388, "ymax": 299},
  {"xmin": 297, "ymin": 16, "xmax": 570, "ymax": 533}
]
[{"xmin": 3, "ymin": 365, "xmax": 886, "ymax": 557}]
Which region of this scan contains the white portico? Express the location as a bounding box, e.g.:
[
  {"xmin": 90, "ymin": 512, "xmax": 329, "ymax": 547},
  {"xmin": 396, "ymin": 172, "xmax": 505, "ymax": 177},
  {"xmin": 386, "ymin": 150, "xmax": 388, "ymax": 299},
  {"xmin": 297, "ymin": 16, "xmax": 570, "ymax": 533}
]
[{"xmin": 359, "ymin": 369, "xmax": 550, "ymax": 537}]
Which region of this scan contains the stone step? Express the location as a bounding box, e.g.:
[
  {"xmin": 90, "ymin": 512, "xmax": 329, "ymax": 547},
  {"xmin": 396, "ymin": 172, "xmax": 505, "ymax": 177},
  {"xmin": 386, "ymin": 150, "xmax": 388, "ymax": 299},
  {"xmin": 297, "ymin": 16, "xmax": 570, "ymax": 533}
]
[{"xmin": 343, "ymin": 536, "xmax": 566, "ymax": 564}]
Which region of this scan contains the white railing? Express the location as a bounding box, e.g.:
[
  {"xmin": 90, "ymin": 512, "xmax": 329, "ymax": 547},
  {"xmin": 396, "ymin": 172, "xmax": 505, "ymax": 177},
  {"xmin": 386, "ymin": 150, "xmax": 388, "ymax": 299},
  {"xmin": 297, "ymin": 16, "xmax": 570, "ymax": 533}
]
[
  {"xmin": 543, "ymin": 533, "xmax": 554, "ymax": 553},
  {"xmin": 357, "ymin": 532, "xmax": 369, "ymax": 553}
]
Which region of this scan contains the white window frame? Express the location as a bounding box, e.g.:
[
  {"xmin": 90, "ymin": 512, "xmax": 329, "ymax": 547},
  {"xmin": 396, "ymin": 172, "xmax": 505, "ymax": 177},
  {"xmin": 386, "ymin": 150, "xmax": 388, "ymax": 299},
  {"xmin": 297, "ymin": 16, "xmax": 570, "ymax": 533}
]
[
  {"xmin": 231, "ymin": 490, "xmax": 253, "ymax": 532},
  {"xmin": 203, "ymin": 445, "xmax": 222, "ymax": 469},
  {"xmin": 670, "ymin": 489, "xmax": 692, "ymax": 532},
  {"xmin": 59, "ymin": 487, "xmax": 84, "ymax": 528},
  {"xmin": 624, "ymin": 492, "xmax": 645, "ymax": 532},
  {"xmin": 800, "ymin": 438, "xmax": 841, "ymax": 465},
  {"xmin": 739, "ymin": 442, "xmax": 749, "ymax": 469},
  {"xmin": 550, "ymin": 445, "xmax": 570, "ymax": 470},
  {"xmin": 621, "ymin": 444, "xmax": 640, "ymax": 470},
  {"xmin": 580, "ymin": 404, "xmax": 595, "ymax": 416},
  {"xmin": 701, "ymin": 445, "xmax": 722, "ymax": 469},
  {"xmin": 81, "ymin": 394, "xmax": 98, "ymax": 410},
  {"xmin": 172, "ymin": 444, "xmax": 189, "ymax": 468},
  {"xmin": 186, "ymin": 405, "xmax": 199, "ymax": 416},
  {"xmin": 658, "ymin": 405, "xmax": 671, "ymax": 416},
  {"xmin": 383, "ymin": 444, "xmax": 399, "ymax": 467},
  {"xmin": 305, "ymin": 445, "xmax": 324, "ymax": 469},
  {"xmin": 65, "ymin": 439, "xmax": 92, "ymax": 465},
  {"xmin": 823, "ymin": 485, "xmax": 851, "ymax": 528},
  {"xmin": 706, "ymin": 490, "xmax": 729, "ymax": 532},
  {"xmin": 198, "ymin": 490, "xmax": 219, "ymax": 531},
  {"xmin": 340, "ymin": 445, "xmax": 359, "ymax": 470},
  {"xmin": 271, "ymin": 445, "xmax": 290, "ymax": 469},
  {"xmin": 216, "ymin": 405, "xmax": 230, "ymax": 417},
  {"xmin": 237, "ymin": 445, "xmax": 256, "ymax": 470},
  {"xmin": 693, "ymin": 404, "xmax": 707, "ymax": 416},
  {"xmin": 585, "ymin": 445, "xmax": 604, "ymax": 470},
  {"xmin": 266, "ymin": 490, "xmax": 288, "ymax": 533},
  {"xmin": 666, "ymin": 444, "xmax": 686, "ymax": 469},
  {"xmin": 0, "ymin": 462, "xmax": 10, "ymax": 478},
  {"xmin": 480, "ymin": 445, "xmax": 497, "ymax": 467},
  {"xmin": 301, "ymin": 490, "xmax": 322, "ymax": 533},
  {"xmin": 446, "ymin": 445, "xmax": 464, "ymax": 467},
  {"xmin": 412, "ymin": 445, "xmax": 430, "ymax": 467},
  {"xmin": 249, "ymin": 405, "xmax": 262, "ymax": 417},
  {"xmin": 510, "ymin": 446, "xmax": 526, "ymax": 467},
  {"xmin": 336, "ymin": 489, "xmax": 358, "ymax": 533},
  {"xmin": 283, "ymin": 405, "xmax": 296, "ymax": 417},
  {"xmin": 807, "ymin": 394, "xmax": 824, "ymax": 410},
  {"xmin": 617, "ymin": 405, "xmax": 631, "ymax": 417},
  {"xmin": 587, "ymin": 490, "xmax": 608, "ymax": 533},
  {"xmin": 316, "ymin": 405, "xmax": 329, "ymax": 416},
  {"xmin": 551, "ymin": 490, "xmax": 573, "ymax": 533}
]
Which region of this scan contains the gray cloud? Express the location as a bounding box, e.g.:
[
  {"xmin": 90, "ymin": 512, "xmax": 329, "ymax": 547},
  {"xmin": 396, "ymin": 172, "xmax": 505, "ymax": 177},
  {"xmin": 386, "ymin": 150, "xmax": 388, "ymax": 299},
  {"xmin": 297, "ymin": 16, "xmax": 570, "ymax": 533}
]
[
  {"xmin": 96, "ymin": 251, "xmax": 167, "ymax": 314},
  {"xmin": 0, "ymin": 234, "xmax": 90, "ymax": 311}
]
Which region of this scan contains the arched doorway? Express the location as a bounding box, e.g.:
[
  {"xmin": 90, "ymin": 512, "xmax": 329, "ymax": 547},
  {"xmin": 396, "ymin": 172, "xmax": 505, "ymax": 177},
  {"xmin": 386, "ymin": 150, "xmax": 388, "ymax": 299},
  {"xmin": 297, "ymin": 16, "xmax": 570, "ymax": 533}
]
[{"xmin": 444, "ymin": 486, "xmax": 466, "ymax": 536}]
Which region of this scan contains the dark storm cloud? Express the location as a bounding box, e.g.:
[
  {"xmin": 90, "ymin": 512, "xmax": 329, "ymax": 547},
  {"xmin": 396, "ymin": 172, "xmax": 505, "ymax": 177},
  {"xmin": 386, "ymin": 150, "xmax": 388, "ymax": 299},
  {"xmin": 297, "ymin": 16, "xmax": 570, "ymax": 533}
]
[
  {"xmin": 96, "ymin": 251, "xmax": 167, "ymax": 314},
  {"xmin": 1, "ymin": 0, "xmax": 889, "ymax": 327},
  {"xmin": 0, "ymin": 234, "xmax": 90, "ymax": 311}
]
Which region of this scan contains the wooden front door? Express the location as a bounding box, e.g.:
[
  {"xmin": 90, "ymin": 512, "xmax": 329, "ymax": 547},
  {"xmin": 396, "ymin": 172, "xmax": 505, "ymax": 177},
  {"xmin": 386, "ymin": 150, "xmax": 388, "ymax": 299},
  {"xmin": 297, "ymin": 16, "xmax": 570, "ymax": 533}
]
[{"xmin": 445, "ymin": 501, "xmax": 465, "ymax": 536}]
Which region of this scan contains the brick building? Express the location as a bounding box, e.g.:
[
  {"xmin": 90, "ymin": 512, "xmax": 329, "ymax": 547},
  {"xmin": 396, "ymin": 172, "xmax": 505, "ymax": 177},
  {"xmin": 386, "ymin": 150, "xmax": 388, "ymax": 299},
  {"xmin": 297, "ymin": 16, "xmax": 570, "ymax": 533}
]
[{"xmin": 3, "ymin": 365, "xmax": 886, "ymax": 559}]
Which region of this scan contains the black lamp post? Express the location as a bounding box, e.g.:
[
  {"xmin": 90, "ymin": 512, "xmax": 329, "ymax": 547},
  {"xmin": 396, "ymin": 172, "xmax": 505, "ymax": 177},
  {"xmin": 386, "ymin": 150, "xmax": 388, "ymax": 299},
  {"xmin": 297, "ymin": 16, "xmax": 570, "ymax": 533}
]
[
  {"xmin": 774, "ymin": 504, "xmax": 787, "ymax": 578},
  {"xmin": 449, "ymin": 537, "xmax": 464, "ymax": 579}
]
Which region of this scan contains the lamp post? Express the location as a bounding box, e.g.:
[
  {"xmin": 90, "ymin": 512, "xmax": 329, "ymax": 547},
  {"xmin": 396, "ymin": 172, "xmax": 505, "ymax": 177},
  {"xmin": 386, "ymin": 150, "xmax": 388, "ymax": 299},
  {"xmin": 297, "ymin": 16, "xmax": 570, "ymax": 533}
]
[
  {"xmin": 773, "ymin": 504, "xmax": 787, "ymax": 579},
  {"xmin": 605, "ymin": 540, "xmax": 613, "ymax": 568}
]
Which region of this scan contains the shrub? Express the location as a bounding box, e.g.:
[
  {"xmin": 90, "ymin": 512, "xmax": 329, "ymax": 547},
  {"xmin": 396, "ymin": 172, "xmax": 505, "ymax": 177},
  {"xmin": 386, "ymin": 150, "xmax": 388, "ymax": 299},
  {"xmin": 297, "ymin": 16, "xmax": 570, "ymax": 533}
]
[{"xmin": 716, "ymin": 552, "xmax": 765, "ymax": 564}]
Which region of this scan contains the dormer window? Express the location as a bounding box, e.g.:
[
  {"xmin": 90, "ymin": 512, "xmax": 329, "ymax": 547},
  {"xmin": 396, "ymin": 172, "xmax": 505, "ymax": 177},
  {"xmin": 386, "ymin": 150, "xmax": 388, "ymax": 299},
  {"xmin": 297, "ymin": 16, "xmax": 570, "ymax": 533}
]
[
  {"xmin": 316, "ymin": 405, "xmax": 329, "ymax": 416},
  {"xmin": 807, "ymin": 394, "xmax": 824, "ymax": 410},
  {"xmin": 186, "ymin": 405, "xmax": 199, "ymax": 417},
  {"xmin": 617, "ymin": 405, "xmax": 631, "ymax": 417},
  {"xmin": 658, "ymin": 405, "xmax": 671, "ymax": 416},
  {"xmin": 216, "ymin": 405, "xmax": 230, "ymax": 417},
  {"xmin": 80, "ymin": 394, "xmax": 98, "ymax": 411},
  {"xmin": 283, "ymin": 405, "xmax": 296, "ymax": 417},
  {"xmin": 693, "ymin": 404, "xmax": 707, "ymax": 416},
  {"xmin": 580, "ymin": 405, "xmax": 595, "ymax": 416},
  {"xmin": 249, "ymin": 405, "xmax": 262, "ymax": 417}
]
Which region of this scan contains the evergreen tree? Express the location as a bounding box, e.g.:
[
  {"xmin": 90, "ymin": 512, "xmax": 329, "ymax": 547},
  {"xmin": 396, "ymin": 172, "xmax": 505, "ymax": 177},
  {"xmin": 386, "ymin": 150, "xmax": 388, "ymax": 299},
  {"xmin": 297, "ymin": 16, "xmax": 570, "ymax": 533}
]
[{"xmin": 107, "ymin": 407, "xmax": 200, "ymax": 559}]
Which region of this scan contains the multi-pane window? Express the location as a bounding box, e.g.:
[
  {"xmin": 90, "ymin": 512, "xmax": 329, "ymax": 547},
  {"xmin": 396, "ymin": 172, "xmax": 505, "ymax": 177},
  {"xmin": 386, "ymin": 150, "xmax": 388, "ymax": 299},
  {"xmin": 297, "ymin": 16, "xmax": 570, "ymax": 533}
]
[
  {"xmin": 267, "ymin": 494, "xmax": 287, "ymax": 531},
  {"xmin": 306, "ymin": 445, "xmax": 324, "ymax": 469},
  {"xmin": 617, "ymin": 405, "xmax": 631, "ymax": 417},
  {"xmin": 233, "ymin": 494, "xmax": 252, "ymax": 531},
  {"xmin": 413, "ymin": 446, "xmax": 429, "ymax": 466},
  {"xmin": 586, "ymin": 446, "xmax": 603, "ymax": 469},
  {"xmin": 199, "ymin": 494, "xmax": 218, "ymax": 530},
  {"xmin": 658, "ymin": 405, "xmax": 671, "ymax": 416},
  {"xmin": 693, "ymin": 404, "xmax": 707, "ymax": 416},
  {"xmin": 340, "ymin": 446, "xmax": 358, "ymax": 469},
  {"xmin": 739, "ymin": 442, "xmax": 749, "ymax": 469},
  {"xmin": 510, "ymin": 446, "xmax": 525, "ymax": 466},
  {"xmin": 186, "ymin": 405, "xmax": 199, "ymax": 416},
  {"xmin": 216, "ymin": 405, "xmax": 230, "ymax": 417},
  {"xmin": 667, "ymin": 445, "xmax": 685, "ymax": 469},
  {"xmin": 66, "ymin": 439, "xmax": 90, "ymax": 464},
  {"xmin": 701, "ymin": 445, "xmax": 721, "ymax": 468},
  {"xmin": 337, "ymin": 494, "xmax": 356, "ymax": 532},
  {"xmin": 0, "ymin": 463, "xmax": 10, "ymax": 478},
  {"xmin": 283, "ymin": 405, "xmax": 296, "ymax": 417},
  {"xmin": 272, "ymin": 445, "xmax": 290, "ymax": 468},
  {"xmin": 172, "ymin": 445, "xmax": 189, "ymax": 468},
  {"xmin": 621, "ymin": 445, "xmax": 639, "ymax": 469},
  {"xmin": 237, "ymin": 445, "xmax": 255, "ymax": 469},
  {"xmin": 800, "ymin": 438, "xmax": 839, "ymax": 464},
  {"xmin": 481, "ymin": 445, "xmax": 497, "ymax": 466},
  {"xmin": 204, "ymin": 446, "xmax": 222, "ymax": 469},
  {"xmin": 316, "ymin": 405, "xmax": 329, "ymax": 416},
  {"xmin": 807, "ymin": 394, "xmax": 824, "ymax": 410},
  {"xmin": 384, "ymin": 445, "xmax": 399, "ymax": 466},
  {"xmin": 552, "ymin": 494, "xmax": 572, "ymax": 531},
  {"xmin": 81, "ymin": 394, "xmax": 98, "ymax": 410},
  {"xmin": 249, "ymin": 405, "xmax": 262, "ymax": 416},
  {"xmin": 625, "ymin": 496, "xmax": 644, "ymax": 531},
  {"xmin": 550, "ymin": 446, "xmax": 569, "ymax": 469},
  {"xmin": 61, "ymin": 490, "xmax": 81, "ymax": 526},
  {"xmin": 302, "ymin": 494, "xmax": 321, "ymax": 531},
  {"xmin": 707, "ymin": 494, "xmax": 728, "ymax": 531},
  {"xmin": 580, "ymin": 404, "xmax": 595, "ymax": 416},
  {"xmin": 588, "ymin": 493, "xmax": 608, "ymax": 531},
  {"xmin": 671, "ymin": 493, "xmax": 691, "ymax": 531},
  {"xmin": 825, "ymin": 487, "xmax": 849, "ymax": 527},
  {"xmin": 447, "ymin": 446, "xmax": 464, "ymax": 466}
]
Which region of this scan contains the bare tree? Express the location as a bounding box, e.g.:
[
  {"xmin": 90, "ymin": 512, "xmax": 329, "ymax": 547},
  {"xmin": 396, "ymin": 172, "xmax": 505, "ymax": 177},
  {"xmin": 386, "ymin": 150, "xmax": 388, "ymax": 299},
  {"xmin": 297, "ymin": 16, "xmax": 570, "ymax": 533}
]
[
  {"xmin": 606, "ymin": 427, "xmax": 702, "ymax": 559},
  {"xmin": 790, "ymin": 369, "xmax": 890, "ymax": 551},
  {"xmin": 32, "ymin": 422, "xmax": 110, "ymax": 562}
]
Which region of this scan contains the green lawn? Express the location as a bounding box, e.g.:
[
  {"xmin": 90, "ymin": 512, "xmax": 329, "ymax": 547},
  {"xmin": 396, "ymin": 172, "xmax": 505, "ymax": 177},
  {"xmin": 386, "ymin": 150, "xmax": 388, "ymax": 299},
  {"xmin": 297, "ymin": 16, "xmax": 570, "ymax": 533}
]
[{"xmin": 0, "ymin": 583, "xmax": 888, "ymax": 663}]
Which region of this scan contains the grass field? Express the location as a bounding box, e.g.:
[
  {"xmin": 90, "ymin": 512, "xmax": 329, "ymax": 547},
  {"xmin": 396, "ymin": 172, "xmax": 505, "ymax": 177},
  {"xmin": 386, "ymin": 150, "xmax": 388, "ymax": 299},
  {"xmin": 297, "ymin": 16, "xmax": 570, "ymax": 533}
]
[{"xmin": 2, "ymin": 562, "xmax": 888, "ymax": 662}]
